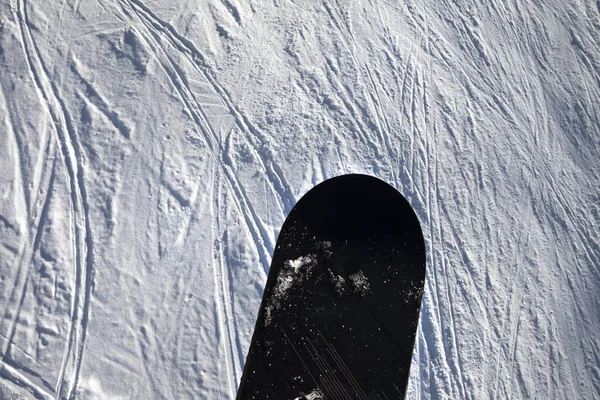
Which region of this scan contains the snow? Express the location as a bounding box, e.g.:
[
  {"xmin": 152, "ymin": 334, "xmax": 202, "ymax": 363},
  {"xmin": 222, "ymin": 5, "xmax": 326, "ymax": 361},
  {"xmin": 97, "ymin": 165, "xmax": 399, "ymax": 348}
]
[
  {"xmin": 348, "ymin": 270, "xmax": 370, "ymax": 296},
  {"xmin": 264, "ymin": 254, "xmax": 316, "ymax": 326},
  {"xmin": 0, "ymin": 0, "xmax": 599, "ymax": 399}
]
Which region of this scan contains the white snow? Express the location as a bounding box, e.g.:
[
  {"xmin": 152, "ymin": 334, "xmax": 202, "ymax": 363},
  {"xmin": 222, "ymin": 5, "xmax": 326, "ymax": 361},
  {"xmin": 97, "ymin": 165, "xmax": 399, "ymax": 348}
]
[
  {"xmin": 0, "ymin": 0, "xmax": 598, "ymax": 399},
  {"xmin": 348, "ymin": 270, "xmax": 370, "ymax": 296},
  {"xmin": 264, "ymin": 254, "xmax": 316, "ymax": 326}
]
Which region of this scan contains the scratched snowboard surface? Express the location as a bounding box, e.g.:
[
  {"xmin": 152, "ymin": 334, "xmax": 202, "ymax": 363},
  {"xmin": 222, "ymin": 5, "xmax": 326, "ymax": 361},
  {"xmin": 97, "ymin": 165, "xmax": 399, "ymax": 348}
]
[{"xmin": 237, "ymin": 174, "xmax": 426, "ymax": 400}]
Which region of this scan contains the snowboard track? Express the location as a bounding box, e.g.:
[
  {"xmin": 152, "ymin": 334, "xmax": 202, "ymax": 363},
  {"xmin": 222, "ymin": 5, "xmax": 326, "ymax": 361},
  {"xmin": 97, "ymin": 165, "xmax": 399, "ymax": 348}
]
[
  {"xmin": 115, "ymin": 0, "xmax": 300, "ymax": 392},
  {"xmin": 6, "ymin": 0, "xmax": 95, "ymax": 398}
]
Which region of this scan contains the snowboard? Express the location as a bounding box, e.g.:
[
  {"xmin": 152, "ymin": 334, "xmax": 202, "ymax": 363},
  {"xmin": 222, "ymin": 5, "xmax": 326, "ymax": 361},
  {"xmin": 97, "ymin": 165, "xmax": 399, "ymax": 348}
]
[{"xmin": 237, "ymin": 174, "xmax": 426, "ymax": 400}]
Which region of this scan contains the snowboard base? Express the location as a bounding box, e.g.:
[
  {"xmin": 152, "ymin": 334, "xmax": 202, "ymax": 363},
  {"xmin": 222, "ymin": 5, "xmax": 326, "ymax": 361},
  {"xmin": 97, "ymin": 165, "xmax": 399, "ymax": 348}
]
[{"xmin": 237, "ymin": 175, "xmax": 426, "ymax": 399}]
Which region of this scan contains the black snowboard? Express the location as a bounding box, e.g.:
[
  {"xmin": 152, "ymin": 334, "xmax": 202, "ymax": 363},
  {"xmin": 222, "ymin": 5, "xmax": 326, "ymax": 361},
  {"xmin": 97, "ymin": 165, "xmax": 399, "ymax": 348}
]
[{"xmin": 237, "ymin": 174, "xmax": 426, "ymax": 400}]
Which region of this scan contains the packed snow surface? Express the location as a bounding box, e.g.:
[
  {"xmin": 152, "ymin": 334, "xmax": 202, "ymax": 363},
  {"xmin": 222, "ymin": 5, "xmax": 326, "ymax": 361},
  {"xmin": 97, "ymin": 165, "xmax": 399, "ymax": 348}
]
[{"xmin": 0, "ymin": 0, "xmax": 599, "ymax": 398}]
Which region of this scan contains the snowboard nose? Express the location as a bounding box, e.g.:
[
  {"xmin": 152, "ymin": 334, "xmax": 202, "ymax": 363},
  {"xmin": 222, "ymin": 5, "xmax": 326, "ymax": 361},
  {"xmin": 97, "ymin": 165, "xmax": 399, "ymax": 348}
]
[{"xmin": 294, "ymin": 174, "xmax": 421, "ymax": 242}]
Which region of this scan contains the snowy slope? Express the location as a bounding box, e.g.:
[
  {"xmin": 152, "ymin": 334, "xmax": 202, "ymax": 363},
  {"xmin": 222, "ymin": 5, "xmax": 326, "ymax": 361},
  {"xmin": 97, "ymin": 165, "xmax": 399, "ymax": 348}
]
[{"xmin": 0, "ymin": 0, "xmax": 599, "ymax": 398}]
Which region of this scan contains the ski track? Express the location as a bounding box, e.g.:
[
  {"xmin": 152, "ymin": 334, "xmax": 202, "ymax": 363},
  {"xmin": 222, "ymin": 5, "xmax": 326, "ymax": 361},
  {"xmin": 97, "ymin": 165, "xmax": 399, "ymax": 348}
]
[
  {"xmin": 7, "ymin": 0, "xmax": 95, "ymax": 398},
  {"xmin": 214, "ymin": 173, "xmax": 240, "ymax": 399},
  {"xmin": 320, "ymin": 0, "xmax": 400, "ymax": 181},
  {"xmin": 117, "ymin": 0, "xmax": 282, "ymax": 268},
  {"xmin": 0, "ymin": 41, "xmax": 56, "ymax": 348},
  {"xmin": 125, "ymin": 0, "xmax": 295, "ymax": 213},
  {"xmin": 421, "ymin": 19, "xmax": 471, "ymax": 397},
  {"xmin": 0, "ymin": 155, "xmax": 58, "ymax": 398},
  {"xmin": 115, "ymin": 0, "xmax": 292, "ymax": 390}
]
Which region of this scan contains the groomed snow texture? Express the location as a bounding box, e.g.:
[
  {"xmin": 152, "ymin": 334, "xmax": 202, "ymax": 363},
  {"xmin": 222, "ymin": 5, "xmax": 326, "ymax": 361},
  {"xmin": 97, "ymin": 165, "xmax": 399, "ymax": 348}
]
[{"xmin": 0, "ymin": 0, "xmax": 599, "ymax": 398}]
